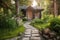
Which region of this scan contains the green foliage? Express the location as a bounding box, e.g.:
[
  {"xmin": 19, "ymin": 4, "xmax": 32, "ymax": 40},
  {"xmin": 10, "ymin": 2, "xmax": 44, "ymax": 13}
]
[
  {"xmin": 42, "ymin": 15, "xmax": 54, "ymax": 22},
  {"xmin": 22, "ymin": 17, "xmax": 27, "ymax": 21},
  {"xmin": 40, "ymin": 0, "xmax": 52, "ymax": 15},
  {"xmin": 0, "ymin": 25, "xmax": 25, "ymax": 39},
  {"xmin": 31, "ymin": 19, "xmax": 44, "ymax": 24},
  {"xmin": 31, "ymin": 15, "xmax": 54, "ymax": 30},
  {"xmin": 31, "ymin": 20, "xmax": 50, "ymax": 30},
  {"xmin": 31, "ymin": 15, "xmax": 60, "ymax": 35},
  {"xmin": 31, "ymin": 15, "xmax": 54, "ymax": 24},
  {"xmin": 19, "ymin": 0, "xmax": 31, "ymax": 6},
  {"xmin": 0, "ymin": 14, "xmax": 25, "ymax": 39},
  {"xmin": 0, "ymin": 15, "xmax": 18, "ymax": 29},
  {"xmin": 49, "ymin": 18, "xmax": 60, "ymax": 34}
]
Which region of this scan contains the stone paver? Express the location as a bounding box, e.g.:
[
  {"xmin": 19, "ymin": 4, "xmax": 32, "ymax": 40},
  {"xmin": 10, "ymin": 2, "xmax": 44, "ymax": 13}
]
[
  {"xmin": 31, "ymin": 37, "xmax": 41, "ymax": 40},
  {"xmin": 32, "ymin": 30, "xmax": 39, "ymax": 34},
  {"xmin": 24, "ymin": 34, "xmax": 31, "ymax": 37},
  {"xmin": 24, "ymin": 30, "xmax": 31, "ymax": 35},
  {"xmin": 22, "ymin": 37, "xmax": 30, "ymax": 40},
  {"xmin": 32, "ymin": 34, "xmax": 40, "ymax": 37},
  {"xmin": 22, "ymin": 21, "xmax": 41, "ymax": 40}
]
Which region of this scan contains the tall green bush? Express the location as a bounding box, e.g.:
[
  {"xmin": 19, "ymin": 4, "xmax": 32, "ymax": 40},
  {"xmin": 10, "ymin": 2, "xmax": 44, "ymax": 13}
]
[
  {"xmin": 0, "ymin": 14, "xmax": 25, "ymax": 39},
  {"xmin": 0, "ymin": 14, "xmax": 18, "ymax": 28}
]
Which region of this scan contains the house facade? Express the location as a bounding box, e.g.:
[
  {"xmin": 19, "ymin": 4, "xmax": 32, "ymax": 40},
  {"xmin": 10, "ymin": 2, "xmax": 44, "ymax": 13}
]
[{"xmin": 21, "ymin": 6, "xmax": 43, "ymax": 20}]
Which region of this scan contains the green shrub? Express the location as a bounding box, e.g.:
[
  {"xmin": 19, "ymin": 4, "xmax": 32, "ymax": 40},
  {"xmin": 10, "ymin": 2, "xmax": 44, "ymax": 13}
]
[
  {"xmin": 31, "ymin": 18, "xmax": 44, "ymax": 25},
  {"xmin": 32, "ymin": 23, "xmax": 50, "ymax": 30},
  {"xmin": 0, "ymin": 15, "xmax": 25, "ymax": 39},
  {"xmin": 50, "ymin": 18, "xmax": 60, "ymax": 34},
  {"xmin": 31, "ymin": 18, "xmax": 50, "ymax": 30},
  {"xmin": 42, "ymin": 15, "xmax": 54, "ymax": 23},
  {"xmin": 31, "ymin": 15, "xmax": 54, "ymax": 30},
  {"xmin": 0, "ymin": 25, "xmax": 25, "ymax": 39},
  {"xmin": 0, "ymin": 15, "xmax": 18, "ymax": 29},
  {"xmin": 22, "ymin": 17, "xmax": 27, "ymax": 21},
  {"xmin": 31, "ymin": 15, "xmax": 60, "ymax": 35}
]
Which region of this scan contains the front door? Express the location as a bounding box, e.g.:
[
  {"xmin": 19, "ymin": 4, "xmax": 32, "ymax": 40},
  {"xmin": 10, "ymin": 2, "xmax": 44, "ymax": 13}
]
[{"xmin": 26, "ymin": 10, "xmax": 33, "ymax": 20}]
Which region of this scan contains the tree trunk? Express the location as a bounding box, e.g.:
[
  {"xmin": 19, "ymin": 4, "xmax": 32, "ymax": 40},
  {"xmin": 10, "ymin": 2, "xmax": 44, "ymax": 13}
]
[
  {"xmin": 53, "ymin": 0, "xmax": 58, "ymax": 17},
  {"xmin": 15, "ymin": 0, "xmax": 20, "ymax": 26},
  {"xmin": 15, "ymin": 0, "xmax": 19, "ymax": 17}
]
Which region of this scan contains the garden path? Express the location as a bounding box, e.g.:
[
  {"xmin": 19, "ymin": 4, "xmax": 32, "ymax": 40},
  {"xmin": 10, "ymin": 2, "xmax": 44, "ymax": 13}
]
[
  {"xmin": 22, "ymin": 21, "xmax": 41, "ymax": 40},
  {"xmin": 6, "ymin": 21, "xmax": 42, "ymax": 40}
]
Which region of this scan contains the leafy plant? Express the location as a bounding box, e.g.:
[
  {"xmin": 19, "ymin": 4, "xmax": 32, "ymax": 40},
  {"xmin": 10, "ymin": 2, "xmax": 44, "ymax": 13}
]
[
  {"xmin": 31, "ymin": 18, "xmax": 44, "ymax": 24},
  {"xmin": 0, "ymin": 14, "xmax": 25, "ymax": 39},
  {"xmin": 0, "ymin": 15, "xmax": 18, "ymax": 29},
  {"xmin": 49, "ymin": 18, "xmax": 60, "ymax": 35},
  {"xmin": 31, "ymin": 15, "xmax": 54, "ymax": 30},
  {"xmin": 22, "ymin": 17, "xmax": 27, "ymax": 21}
]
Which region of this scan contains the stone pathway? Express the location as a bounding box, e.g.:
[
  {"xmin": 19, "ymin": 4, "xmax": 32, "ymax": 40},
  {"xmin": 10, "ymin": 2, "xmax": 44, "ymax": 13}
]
[{"xmin": 22, "ymin": 21, "xmax": 41, "ymax": 40}]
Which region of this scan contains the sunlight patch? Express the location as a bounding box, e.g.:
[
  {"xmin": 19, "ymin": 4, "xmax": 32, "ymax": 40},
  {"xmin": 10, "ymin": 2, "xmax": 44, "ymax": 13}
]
[{"xmin": 31, "ymin": 0, "xmax": 38, "ymax": 7}]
